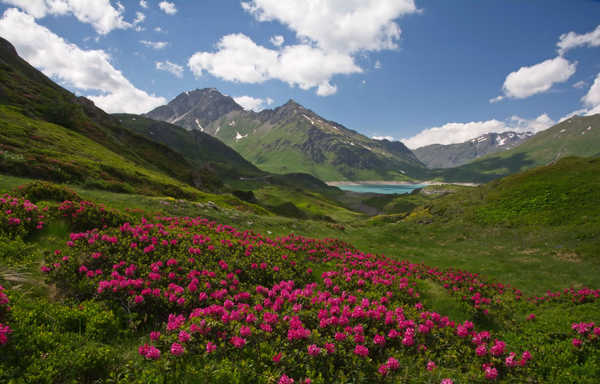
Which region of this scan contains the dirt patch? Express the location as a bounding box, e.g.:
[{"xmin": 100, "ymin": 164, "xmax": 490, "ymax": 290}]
[
  {"xmin": 519, "ymin": 249, "xmax": 540, "ymax": 255},
  {"xmin": 553, "ymin": 251, "xmax": 582, "ymax": 263}
]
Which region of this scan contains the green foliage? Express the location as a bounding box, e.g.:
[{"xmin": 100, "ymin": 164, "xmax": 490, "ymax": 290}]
[{"xmin": 12, "ymin": 181, "xmax": 81, "ymax": 203}]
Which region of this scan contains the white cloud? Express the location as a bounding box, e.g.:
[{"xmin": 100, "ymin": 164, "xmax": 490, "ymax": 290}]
[
  {"xmin": 372, "ymin": 135, "xmax": 395, "ymax": 141},
  {"xmin": 0, "ymin": 8, "xmax": 165, "ymax": 114},
  {"xmin": 557, "ymin": 25, "xmax": 600, "ymax": 55},
  {"xmin": 154, "ymin": 26, "xmax": 163, "ymax": 32},
  {"xmin": 139, "ymin": 0, "xmax": 148, "ymax": 9},
  {"xmin": 573, "ymin": 80, "xmax": 587, "ymax": 89},
  {"xmin": 241, "ymin": 0, "xmax": 418, "ymax": 54},
  {"xmin": 582, "ymin": 73, "xmax": 600, "ymax": 107},
  {"xmin": 1, "ymin": 0, "xmax": 132, "ymax": 35},
  {"xmin": 269, "ymin": 35, "xmax": 284, "ymax": 47},
  {"xmin": 402, "ymin": 114, "xmax": 555, "ymax": 149},
  {"xmin": 489, "ymin": 95, "xmax": 504, "ymax": 104},
  {"xmin": 188, "ymin": 33, "xmax": 361, "ymax": 96},
  {"xmin": 374, "ymin": 60, "xmax": 382, "ymax": 69},
  {"xmin": 159, "ymin": 1, "xmax": 177, "ymax": 15},
  {"xmin": 156, "ymin": 61, "xmax": 183, "ymax": 78},
  {"xmin": 133, "ymin": 11, "xmax": 145, "ymax": 25},
  {"xmin": 140, "ymin": 40, "xmax": 168, "ymax": 49},
  {"xmin": 501, "ymin": 56, "xmax": 576, "ymax": 99},
  {"xmin": 234, "ymin": 95, "xmax": 272, "ymax": 112}
]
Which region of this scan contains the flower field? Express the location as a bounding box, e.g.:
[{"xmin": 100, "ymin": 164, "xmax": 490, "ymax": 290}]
[{"xmin": 1, "ymin": 186, "xmax": 599, "ymax": 383}]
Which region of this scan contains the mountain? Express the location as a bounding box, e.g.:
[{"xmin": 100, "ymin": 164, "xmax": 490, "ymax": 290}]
[
  {"xmin": 436, "ymin": 114, "xmax": 600, "ymax": 182},
  {"xmin": 145, "ymin": 88, "xmax": 243, "ymax": 130},
  {"xmin": 414, "ymin": 131, "xmax": 533, "ymax": 169},
  {"xmin": 0, "ymin": 37, "xmax": 219, "ymax": 195},
  {"xmin": 146, "ymin": 90, "xmax": 426, "ymax": 181},
  {"xmin": 114, "ymin": 114, "xmax": 263, "ymax": 181}
]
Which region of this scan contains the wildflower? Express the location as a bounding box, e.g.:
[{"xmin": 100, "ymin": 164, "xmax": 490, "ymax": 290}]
[
  {"xmin": 150, "ymin": 331, "xmax": 161, "ymax": 341},
  {"xmin": 231, "ymin": 336, "xmax": 247, "ymax": 348},
  {"xmin": 378, "ymin": 364, "xmax": 389, "ymax": 376},
  {"xmin": 273, "ymin": 352, "xmax": 282, "ymax": 363},
  {"xmin": 206, "ymin": 341, "xmax": 216, "ymax": 353},
  {"xmin": 484, "ymin": 366, "xmax": 498, "ymax": 380},
  {"xmin": 178, "ymin": 330, "xmax": 191, "ymax": 343},
  {"xmin": 427, "ymin": 361, "xmax": 437, "ymax": 371},
  {"xmin": 441, "ymin": 380, "xmax": 454, "ymax": 384},
  {"xmin": 307, "ymin": 344, "xmax": 320, "ymax": 356},
  {"xmin": 572, "ymin": 338, "xmax": 583, "ymax": 348},
  {"xmin": 354, "ymin": 344, "xmax": 369, "ymax": 357},
  {"xmin": 373, "ymin": 334, "xmax": 386, "ymax": 346},
  {"xmin": 279, "ymin": 374, "xmax": 294, "ymax": 384},
  {"xmin": 170, "ymin": 342, "xmax": 184, "ymax": 356}
]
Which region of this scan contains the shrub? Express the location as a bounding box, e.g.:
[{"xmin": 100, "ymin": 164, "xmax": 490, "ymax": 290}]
[{"xmin": 13, "ymin": 181, "xmax": 81, "ymax": 203}]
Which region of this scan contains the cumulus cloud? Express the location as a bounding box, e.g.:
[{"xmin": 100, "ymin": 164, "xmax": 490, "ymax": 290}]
[
  {"xmin": 234, "ymin": 96, "xmax": 273, "ymax": 112},
  {"xmin": 188, "ymin": 33, "xmax": 361, "ymax": 96},
  {"xmin": 241, "ymin": 0, "xmax": 418, "ymax": 54},
  {"xmin": 269, "ymin": 35, "xmax": 284, "ymax": 47},
  {"xmin": 0, "ymin": 8, "xmax": 165, "ymax": 113},
  {"xmin": 402, "ymin": 114, "xmax": 555, "ymax": 149},
  {"xmin": 1, "ymin": 0, "xmax": 132, "ymax": 34},
  {"xmin": 581, "ymin": 73, "xmax": 600, "ymax": 114},
  {"xmin": 499, "ymin": 56, "xmax": 576, "ymax": 99},
  {"xmin": 156, "ymin": 61, "xmax": 183, "ymax": 78},
  {"xmin": 557, "ymin": 25, "xmax": 600, "ymax": 55},
  {"xmin": 573, "ymin": 80, "xmax": 587, "ymax": 89},
  {"xmin": 189, "ymin": 1, "xmax": 417, "ymax": 95},
  {"xmin": 159, "ymin": 1, "xmax": 177, "ymax": 15},
  {"xmin": 139, "ymin": 0, "xmax": 148, "ymax": 9},
  {"xmin": 140, "ymin": 40, "xmax": 168, "ymax": 49}
]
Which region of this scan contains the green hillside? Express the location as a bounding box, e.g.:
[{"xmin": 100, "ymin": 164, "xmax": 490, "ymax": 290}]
[
  {"xmin": 436, "ymin": 114, "xmax": 600, "ymax": 182},
  {"xmin": 114, "ymin": 114, "xmax": 264, "ymax": 181}
]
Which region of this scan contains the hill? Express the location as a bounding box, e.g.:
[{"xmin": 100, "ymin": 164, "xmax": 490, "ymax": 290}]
[
  {"xmin": 436, "ymin": 115, "xmax": 600, "ymax": 182},
  {"xmin": 114, "ymin": 113, "xmax": 263, "ymax": 181},
  {"xmin": 414, "ymin": 131, "xmax": 532, "ymax": 168},
  {"xmin": 147, "ymin": 90, "xmax": 427, "ymax": 181},
  {"xmin": 0, "ymin": 37, "xmax": 230, "ymax": 195}
]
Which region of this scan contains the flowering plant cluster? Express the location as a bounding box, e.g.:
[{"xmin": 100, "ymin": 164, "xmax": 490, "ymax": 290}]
[
  {"xmin": 0, "ymin": 194, "xmax": 47, "ymax": 238},
  {"xmin": 571, "ymin": 321, "xmax": 600, "ymax": 349},
  {"xmin": 44, "ymin": 216, "xmax": 540, "ymax": 383},
  {"xmin": 57, "ymin": 200, "xmax": 133, "ymax": 231},
  {"xmin": 0, "ymin": 285, "xmax": 11, "ymax": 346}
]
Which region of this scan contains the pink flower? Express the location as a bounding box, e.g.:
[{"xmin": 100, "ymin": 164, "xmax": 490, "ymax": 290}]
[
  {"xmin": 150, "ymin": 331, "xmax": 161, "ymax": 341},
  {"xmin": 526, "ymin": 313, "xmax": 536, "ymax": 321},
  {"xmin": 134, "ymin": 295, "xmax": 144, "ymax": 304},
  {"xmin": 239, "ymin": 325, "xmax": 252, "ymax": 337},
  {"xmin": 139, "ymin": 344, "xmax": 161, "ymax": 360},
  {"xmin": 378, "ymin": 364, "xmax": 389, "ymax": 376},
  {"xmin": 441, "ymin": 380, "xmax": 454, "ymax": 384},
  {"xmin": 373, "ymin": 334, "xmax": 386, "ymax": 346},
  {"xmin": 324, "ymin": 343, "xmax": 335, "ymax": 354},
  {"xmin": 427, "ymin": 361, "xmax": 437, "ymax": 371},
  {"xmin": 307, "ymin": 344, "xmax": 320, "ymax": 356},
  {"xmin": 170, "ymin": 342, "xmax": 184, "ymax": 356},
  {"xmin": 386, "ymin": 357, "xmax": 400, "ymax": 370},
  {"xmin": 490, "ymin": 340, "xmax": 506, "ymax": 356},
  {"xmin": 354, "ymin": 344, "xmax": 369, "ymax": 357},
  {"xmin": 572, "ymin": 338, "xmax": 583, "ymax": 348},
  {"xmin": 206, "ymin": 341, "xmax": 216, "ymax": 353},
  {"xmin": 279, "ymin": 374, "xmax": 294, "ymax": 384},
  {"xmin": 273, "ymin": 352, "xmax": 282, "ymax": 363},
  {"xmin": 231, "ymin": 336, "xmax": 246, "ymax": 348},
  {"xmin": 484, "ymin": 366, "xmax": 498, "ymax": 380},
  {"xmin": 476, "ymin": 344, "xmax": 487, "ymax": 357},
  {"xmin": 178, "ymin": 330, "xmax": 191, "ymax": 343}
]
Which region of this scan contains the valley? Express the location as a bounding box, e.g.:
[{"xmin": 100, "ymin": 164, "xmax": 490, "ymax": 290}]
[{"xmin": 0, "ymin": 30, "xmax": 599, "ymax": 384}]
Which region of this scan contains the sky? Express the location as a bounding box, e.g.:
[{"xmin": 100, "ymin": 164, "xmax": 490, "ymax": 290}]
[{"xmin": 0, "ymin": 0, "xmax": 599, "ymax": 149}]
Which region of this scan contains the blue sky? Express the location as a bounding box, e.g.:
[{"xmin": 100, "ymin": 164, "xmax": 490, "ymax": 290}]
[{"xmin": 0, "ymin": 0, "xmax": 599, "ymax": 148}]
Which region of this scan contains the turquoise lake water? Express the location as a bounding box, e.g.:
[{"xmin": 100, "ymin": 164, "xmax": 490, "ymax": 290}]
[{"xmin": 335, "ymin": 184, "xmax": 425, "ymax": 194}]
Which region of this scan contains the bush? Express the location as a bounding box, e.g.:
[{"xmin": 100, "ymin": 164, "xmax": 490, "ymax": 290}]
[{"xmin": 13, "ymin": 181, "xmax": 81, "ymax": 203}]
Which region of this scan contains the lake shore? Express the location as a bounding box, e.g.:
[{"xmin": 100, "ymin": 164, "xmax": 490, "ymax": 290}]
[{"xmin": 327, "ymin": 180, "xmax": 479, "ymax": 187}]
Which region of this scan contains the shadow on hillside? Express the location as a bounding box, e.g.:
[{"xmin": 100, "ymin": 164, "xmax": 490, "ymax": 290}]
[{"xmin": 431, "ymin": 152, "xmax": 536, "ymax": 183}]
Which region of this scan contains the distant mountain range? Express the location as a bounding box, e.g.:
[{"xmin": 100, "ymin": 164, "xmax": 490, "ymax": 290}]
[
  {"xmin": 414, "ymin": 131, "xmax": 534, "ymax": 169},
  {"xmin": 436, "ymin": 114, "xmax": 600, "ymax": 182},
  {"xmin": 146, "ymin": 89, "xmax": 426, "ymax": 181}
]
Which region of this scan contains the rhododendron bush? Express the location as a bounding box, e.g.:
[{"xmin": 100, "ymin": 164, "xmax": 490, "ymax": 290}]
[
  {"xmin": 40, "ymin": 215, "xmax": 564, "ymax": 383},
  {"xmin": 0, "ymin": 194, "xmax": 47, "ymax": 238}
]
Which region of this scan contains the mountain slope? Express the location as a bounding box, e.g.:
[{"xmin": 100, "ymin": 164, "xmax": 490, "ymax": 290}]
[
  {"xmin": 435, "ymin": 114, "xmax": 600, "ymax": 182},
  {"xmin": 414, "ymin": 131, "xmax": 533, "ymax": 168},
  {"xmin": 114, "ymin": 114, "xmax": 263, "ymax": 181},
  {"xmin": 147, "ymin": 90, "xmax": 427, "ymax": 181},
  {"xmin": 0, "ymin": 36, "xmax": 219, "ymax": 194}
]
